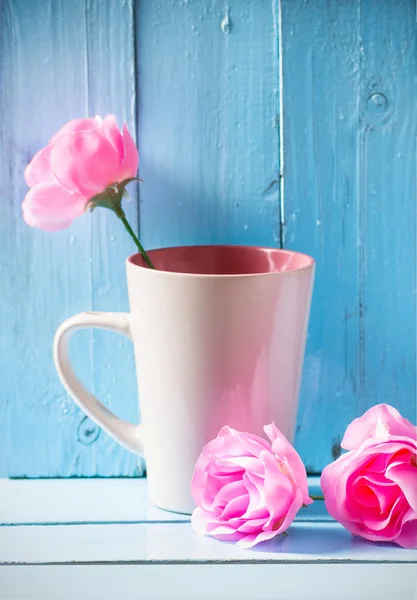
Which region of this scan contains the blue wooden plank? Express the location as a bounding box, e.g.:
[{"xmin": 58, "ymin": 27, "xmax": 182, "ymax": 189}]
[
  {"xmin": 0, "ymin": 0, "xmax": 142, "ymax": 476},
  {"xmin": 1, "ymin": 520, "xmax": 417, "ymax": 565},
  {"xmin": 82, "ymin": 0, "xmax": 143, "ymax": 477},
  {"xmin": 280, "ymin": 0, "xmax": 361, "ymax": 471},
  {"xmin": 281, "ymin": 0, "xmax": 416, "ymax": 471},
  {"xmin": 0, "ymin": 477, "xmax": 325, "ymax": 525},
  {"xmin": 136, "ymin": 0, "xmax": 281, "ymax": 250},
  {"xmin": 2, "ymin": 0, "xmax": 415, "ymax": 479},
  {"xmin": 358, "ymin": 0, "xmax": 417, "ymax": 424}
]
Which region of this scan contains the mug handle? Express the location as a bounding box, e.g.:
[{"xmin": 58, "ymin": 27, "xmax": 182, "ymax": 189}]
[{"xmin": 53, "ymin": 311, "xmax": 144, "ymax": 454}]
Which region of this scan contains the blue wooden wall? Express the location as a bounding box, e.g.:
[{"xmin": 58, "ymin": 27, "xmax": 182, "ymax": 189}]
[{"xmin": 0, "ymin": 0, "xmax": 415, "ymax": 477}]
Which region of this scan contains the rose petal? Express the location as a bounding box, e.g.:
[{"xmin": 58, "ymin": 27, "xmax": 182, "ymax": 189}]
[
  {"xmin": 362, "ymin": 495, "xmax": 404, "ymax": 532},
  {"xmin": 209, "ymin": 524, "xmax": 245, "ymax": 539},
  {"xmin": 220, "ymin": 456, "xmax": 265, "ymax": 475},
  {"xmin": 102, "ymin": 115, "xmax": 124, "ymax": 163},
  {"xmin": 242, "ymin": 472, "xmax": 269, "ymax": 519},
  {"xmin": 237, "ymin": 490, "xmax": 305, "ymax": 549},
  {"xmin": 358, "ymin": 501, "xmax": 409, "ymax": 543},
  {"xmin": 209, "ymin": 457, "xmax": 245, "ymax": 477},
  {"xmin": 395, "ymin": 518, "xmax": 417, "ymax": 549},
  {"xmin": 49, "ymin": 118, "xmax": 99, "ymax": 144},
  {"xmin": 367, "ymin": 481, "xmax": 399, "ymax": 513},
  {"xmin": 210, "ymin": 531, "xmax": 247, "ymax": 542},
  {"xmin": 323, "ymin": 456, "xmax": 368, "ymax": 525},
  {"xmin": 22, "ymin": 183, "xmax": 86, "ymax": 231},
  {"xmin": 387, "ymin": 449, "xmax": 416, "ymax": 470},
  {"xmin": 205, "ymin": 472, "xmax": 228, "ymax": 500},
  {"xmin": 342, "ymin": 404, "xmax": 417, "ymax": 451},
  {"xmin": 23, "ymin": 208, "xmax": 71, "ymax": 232},
  {"xmin": 271, "ymin": 487, "xmax": 304, "ymax": 535},
  {"xmin": 121, "ymin": 122, "xmax": 139, "ymax": 179},
  {"xmin": 261, "ymin": 450, "xmax": 294, "ymax": 521},
  {"xmin": 191, "ymin": 507, "xmax": 246, "ymax": 541},
  {"xmin": 352, "ymin": 478, "xmax": 380, "ymax": 508},
  {"xmin": 220, "ymin": 494, "xmax": 250, "ymax": 520},
  {"xmin": 51, "ymin": 128, "xmax": 122, "ymax": 197},
  {"xmin": 321, "ymin": 447, "xmax": 355, "ymax": 496},
  {"xmin": 212, "ymin": 480, "xmax": 247, "ymax": 510},
  {"xmin": 386, "ymin": 462, "xmax": 417, "ymax": 511},
  {"xmin": 237, "ymin": 529, "xmax": 279, "ymax": 549},
  {"xmin": 24, "ymin": 145, "xmax": 55, "ymax": 188},
  {"xmin": 215, "ymin": 429, "xmax": 251, "ymax": 458},
  {"xmin": 323, "ymin": 438, "xmax": 417, "ymax": 524},
  {"xmin": 217, "ymin": 429, "xmax": 253, "ymax": 458},
  {"xmin": 217, "ymin": 426, "xmax": 233, "ymax": 439},
  {"xmin": 236, "ymin": 518, "xmax": 269, "ymax": 533},
  {"xmin": 191, "ymin": 506, "xmax": 213, "ymax": 535},
  {"xmin": 264, "ymin": 422, "xmax": 310, "ymax": 501},
  {"xmin": 191, "ymin": 444, "xmax": 244, "ymax": 508},
  {"xmin": 232, "ymin": 430, "xmax": 272, "ymax": 456},
  {"xmin": 190, "ymin": 462, "xmax": 209, "ymax": 506},
  {"xmin": 366, "ymin": 457, "xmax": 398, "ymax": 477}
]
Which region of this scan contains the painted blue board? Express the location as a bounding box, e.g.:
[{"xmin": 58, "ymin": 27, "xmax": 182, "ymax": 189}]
[
  {"xmin": 0, "ymin": 0, "xmax": 143, "ymax": 476},
  {"xmin": 136, "ymin": 0, "xmax": 281, "ymax": 250},
  {"xmin": 0, "ymin": 0, "xmax": 280, "ymax": 477},
  {"xmin": 281, "ymin": 0, "xmax": 417, "ymax": 471},
  {"xmin": 1, "ymin": 0, "xmax": 416, "ymax": 477},
  {"xmin": 358, "ymin": 0, "xmax": 417, "ymax": 434}
]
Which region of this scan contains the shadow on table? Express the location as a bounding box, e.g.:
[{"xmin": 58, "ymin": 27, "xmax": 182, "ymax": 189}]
[{"xmin": 249, "ymin": 522, "xmax": 353, "ymax": 556}]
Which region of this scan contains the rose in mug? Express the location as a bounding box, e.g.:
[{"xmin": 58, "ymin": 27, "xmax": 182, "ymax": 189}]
[
  {"xmin": 23, "ymin": 114, "xmax": 154, "ymax": 267},
  {"xmin": 24, "ymin": 114, "xmax": 315, "ymax": 515}
]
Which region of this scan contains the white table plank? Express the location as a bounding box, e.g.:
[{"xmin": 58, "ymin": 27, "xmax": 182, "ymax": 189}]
[
  {"xmin": 1, "ymin": 521, "xmax": 416, "ymax": 565},
  {"xmin": 0, "ymin": 477, "xmax": 327, "ymax": 524},
  {"xmin": 0, "ymin": 478, "xmax": 416, "ymax": 600},
  {"xmin": 1, "ymin": 564, "xmax": 416, "ymax": 600},
  {"xmin": 0, "ymin": 479, "xmax": 185, "ymax": 524}
]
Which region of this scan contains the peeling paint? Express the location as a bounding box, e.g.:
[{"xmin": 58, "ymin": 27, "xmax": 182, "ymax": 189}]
[
  {"xmin": 331, "ymin": 436, "xmax": 342, "ymax": 461},
  {"xmin": 220, "ymin": 12, "xmax": 231, "ymax": 35}
]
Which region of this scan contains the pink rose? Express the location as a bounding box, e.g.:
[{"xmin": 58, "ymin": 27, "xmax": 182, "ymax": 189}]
[
  {"xmin": 23, "ymin": 115, "xmax": 138, "ymax": 231},
  {"xmin": 321, "ymin": 404, "xmax": 417, "ymax": 548},
  {"xmin": 191, "ymin": 423, "xmax": 312, "ymax": 548}
]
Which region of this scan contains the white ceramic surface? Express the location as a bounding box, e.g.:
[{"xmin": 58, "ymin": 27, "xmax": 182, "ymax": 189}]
[{"xmin": 54, "ymin": 245, "xmax": 315, "ymax": 514}]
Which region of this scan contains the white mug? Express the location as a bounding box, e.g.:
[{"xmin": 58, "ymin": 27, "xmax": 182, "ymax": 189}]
[{"xmin": 54, "ymin": 245, "xmax": 315, "ymax": 514}]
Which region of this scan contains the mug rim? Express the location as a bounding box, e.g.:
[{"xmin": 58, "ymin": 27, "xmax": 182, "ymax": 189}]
[{"xmin": 127, "ymin": 245, "xmax": 315, "ymax": 278}]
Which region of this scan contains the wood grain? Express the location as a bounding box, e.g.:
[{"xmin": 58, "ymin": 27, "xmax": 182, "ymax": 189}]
[
  {"xmin": 1, "ymin": 479, "xmax": 415, "ymax": 599},
  {"xmin": 2, "ymin": 522, "xmax": 416, "ymax": 565},
  {"xmin": 0, "ymin": 0, "xmax": 143, "ymax": 477},
  {"xmin": 2, "ymin": 564, "xmax": 416, "ymax": 600},
  {"xmin": 0, "ymin": 477, "xmax": 325, "ymax": 524},
  {"xmin": 281, "ymin": 0, "xmax": 417, "ymax": 471},
  {"xmin": 0, "ymin": 0, "xmax": 415, "ymax": 476},
  {"xmin": 136, "ymin": 0, "xmax": 281, "ymax": 249},
  {"xmin": 358, "ymin": 0, "xmax": 417, "ymax": 425}
]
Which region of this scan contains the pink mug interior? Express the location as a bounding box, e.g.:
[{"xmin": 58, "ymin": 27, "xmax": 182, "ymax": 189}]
[{"xmin": 128, "ymin": 245, "xmax": 314, "ymax": 276}]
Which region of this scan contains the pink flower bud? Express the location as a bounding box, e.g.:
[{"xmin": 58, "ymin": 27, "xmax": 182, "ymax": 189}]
[{"xmin": 23, "ymin": 115, "xmax": 138, "ymax": 231}]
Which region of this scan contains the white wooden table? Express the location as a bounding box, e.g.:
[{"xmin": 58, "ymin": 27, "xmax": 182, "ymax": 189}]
[{"xmin": 0, "ymin": 478, "xmax": 416, "ymax": 600}]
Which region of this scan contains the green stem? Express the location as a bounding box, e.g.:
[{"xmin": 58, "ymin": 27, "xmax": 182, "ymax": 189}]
[
  {"xmin": 114, "ymin": 208, "xmax": 155, "ymax": 269},
  {"xmin": 310, "ymin": 495, "xmax": 324, "ymax": 501}
]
